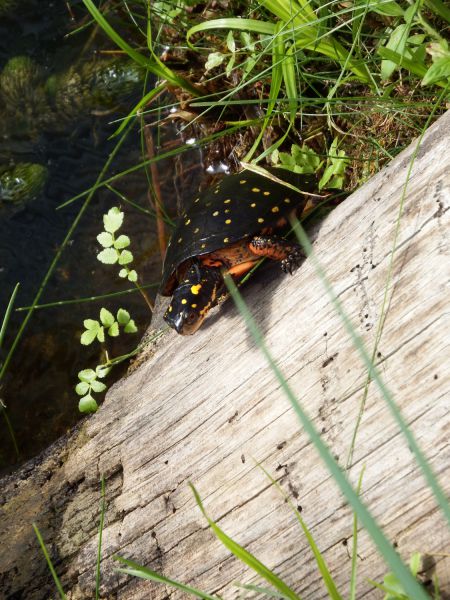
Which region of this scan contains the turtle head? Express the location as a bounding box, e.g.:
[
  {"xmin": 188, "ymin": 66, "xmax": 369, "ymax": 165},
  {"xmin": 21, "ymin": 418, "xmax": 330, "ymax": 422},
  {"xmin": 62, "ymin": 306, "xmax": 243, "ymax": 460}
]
[{"xmin": 164, "ymin": 263, "xmax": 222, "ymax": 335}]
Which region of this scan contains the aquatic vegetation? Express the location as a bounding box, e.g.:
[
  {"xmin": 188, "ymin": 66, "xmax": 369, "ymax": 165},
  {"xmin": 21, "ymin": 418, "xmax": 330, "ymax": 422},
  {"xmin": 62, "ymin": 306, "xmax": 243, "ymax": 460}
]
[
  {"xmin": 45, "ymin": 58, "xmax": 146, "ymax": 124},
  {"xmin": 0, "ymin": 56, "xmax": 146, "ymax": 204},
  {"xmin": 0, "ymin": 162, "xmax": 48, "ymax": 204},
  {"xmin": 0, "ymin": 0, "xmax": 19, "ymax": 17}
]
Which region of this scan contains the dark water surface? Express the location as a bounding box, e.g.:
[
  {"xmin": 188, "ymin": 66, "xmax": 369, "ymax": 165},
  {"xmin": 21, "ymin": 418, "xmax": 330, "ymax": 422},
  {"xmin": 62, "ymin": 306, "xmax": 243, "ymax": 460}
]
[{"xmin": 0, "ymin": 1, "xmax": 169, "ymax": 471}]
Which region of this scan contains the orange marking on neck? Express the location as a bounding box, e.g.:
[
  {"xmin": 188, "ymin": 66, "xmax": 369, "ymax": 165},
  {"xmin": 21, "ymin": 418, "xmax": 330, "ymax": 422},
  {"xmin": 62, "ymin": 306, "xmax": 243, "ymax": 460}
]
[{"xmin": 227, "ymin": 261, "xmax": 257, "ymax": 277}]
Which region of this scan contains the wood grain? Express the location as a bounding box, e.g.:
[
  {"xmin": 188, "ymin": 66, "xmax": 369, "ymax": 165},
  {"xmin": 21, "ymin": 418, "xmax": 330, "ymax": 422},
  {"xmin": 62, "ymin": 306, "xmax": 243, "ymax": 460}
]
[{"xmin": 0, "ymin": 110, "xmax": 449, "ymax": 600}]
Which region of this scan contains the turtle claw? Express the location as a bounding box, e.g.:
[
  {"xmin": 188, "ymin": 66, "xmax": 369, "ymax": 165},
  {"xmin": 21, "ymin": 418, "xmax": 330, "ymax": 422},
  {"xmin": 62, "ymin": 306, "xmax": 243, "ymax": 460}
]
[{"xmin": 281, "ymin": 248, "xmax": 305, "ymax": 274}]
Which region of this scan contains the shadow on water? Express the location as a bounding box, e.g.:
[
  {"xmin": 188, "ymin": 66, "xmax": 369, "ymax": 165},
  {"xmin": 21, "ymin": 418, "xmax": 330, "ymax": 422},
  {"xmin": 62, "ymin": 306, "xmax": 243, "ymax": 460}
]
[{"xmin": 0, "ymin": 1, "xmax": 174, "ymax": 472}]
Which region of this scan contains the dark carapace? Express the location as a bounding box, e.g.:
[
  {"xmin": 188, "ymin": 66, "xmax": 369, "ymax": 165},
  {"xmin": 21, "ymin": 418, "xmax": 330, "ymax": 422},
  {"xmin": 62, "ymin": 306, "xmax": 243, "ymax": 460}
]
[{"xmin": 160, "ymin": 169, "xmax": 316, "ymax": 334}]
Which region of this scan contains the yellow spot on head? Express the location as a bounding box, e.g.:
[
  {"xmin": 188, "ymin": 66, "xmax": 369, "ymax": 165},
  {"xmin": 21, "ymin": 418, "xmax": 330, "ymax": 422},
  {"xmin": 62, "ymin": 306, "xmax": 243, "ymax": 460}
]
[
  {"xmin": 239, "ymin": 179, "xmax": 246, "ymax": 184},
  {"xmin": 271, "ymin": 206, "xmax": 280, "ymax": 213},
  {"xmin": 168, "ymin": 305, "xmax": 173, "ymax": 312},
  {"xmin": 213, "ymin": 210, "xmax": 219, "ymax": 216},
  {"xmin": 185, "ymin": 219, "xmax": 191, "ymax": 225},
  {"xmin": 191, "ymin": 284, "xmax": 202, "ymax": 295},
  {"xmin": 250, "ymin": 202, "xmax": 256, "ymax": 208},
  {"xmin": 224, "ymin": 198, "xmax": 231, "ymax": 204},
  {"xmin": 258, "ymin": 217, "xmax": 264, "ymax": 223},
  {"xmin": 225, "ymin": 219, "xmax": 231, "ymax": 224},
  {"xmin": 181, "ymin": 299, "xmax": 187, "ymax": 305},
  {"xmin": 284, "ymin": 198, "xmax": 291, "ymax": 203},
  {"xmin": 224, "ymin": 237, "xmax": 229, "ymax": 243},
  {"xmin": 191, "ymin": 304, "xmax": 197, "ymax": 308},
  {"xmin": 263, "ymin": 191, "xmax": 270, "ymax": 196},
  {"xmin": 252, "ymin": 187, "xmax": 260, "ymax": 193}
]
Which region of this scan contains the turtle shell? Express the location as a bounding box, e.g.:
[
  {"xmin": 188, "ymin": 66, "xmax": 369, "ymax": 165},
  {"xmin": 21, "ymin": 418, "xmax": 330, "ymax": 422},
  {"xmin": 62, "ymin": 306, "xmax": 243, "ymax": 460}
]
[{"xmin": 160, "ymin": 169, "xmax": 316, "ymax": 295}]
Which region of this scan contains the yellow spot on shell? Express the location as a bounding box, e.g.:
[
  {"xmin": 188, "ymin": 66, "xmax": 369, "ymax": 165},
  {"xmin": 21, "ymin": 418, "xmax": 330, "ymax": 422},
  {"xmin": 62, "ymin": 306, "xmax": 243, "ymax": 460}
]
[
  {"xmin": 258, "ymin": 217, "xmax": 264, "ymax": 223},
  {"xmin": 191, "ymin": 284, "xmax": 202, "ymax": 295},
  {"xmin": 271, "ymin": 206, "xmax": 280, "ymax": 213},
  {"xmin": 194, "ymin": 197, "xmax": 200, "ymax": 203},
  {"xmin": 201, "ymin": 243, "xmax": 206, "ymax": 249},
  {"xmin": 168, "ymin": 306, "xmax": 173, "ymax": 312},
  {"xmin": 177, "ymin": 237, "xmax": 183, "ymax": 243},
  {"xmin": 213, "ymin": 210, "xmax": 219, "ymax": 216},
  {"xmin": 181, "ymin": 299, "xmax": 187, "ymax": 305},
  {"xmin": 224, "ymin": 198, "xmax": 231, "ymax": 203},
  {"xmin": 252, "ymin": 187, "xmax": 260, "ymax": 193},
  {"xmin": 250, "ymin": 202, "xmax": 256, "ymax": 207},
  {"xmin": 239, "ymin": 179, "xmax": 246, "ymax": 184},
  {"xmin": 263, "ymin": 191, "xmax": 270, "ymax": 196},
  {"xmin": 194, "ymin": 227, "xmax": 199, "ymax": 233},
  {"xmin": 191, "ymin": 304, "xmax": 197, "ymax": 308},
  {"xmin": 225, "ymin": 209, "xmax": 230, "ymax": 213},
  {"xmin": 284, "ymin": 198, "xmax": 291, "ymax": 203},
  {"xmin": 224, "ymin": 237, "xmax": 229, "ymax": 243},
  {"xmin": 185, "ymin": 219, "xmax": 191, "ymax": 225},
  {"xmin": 225, "ymin": 219, "xmax": 231, "ymax": 224}
]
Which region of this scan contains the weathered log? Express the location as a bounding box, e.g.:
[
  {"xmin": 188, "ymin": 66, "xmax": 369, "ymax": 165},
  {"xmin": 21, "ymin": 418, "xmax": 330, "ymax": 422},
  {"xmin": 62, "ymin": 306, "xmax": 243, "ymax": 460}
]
[{"xmin": 0, "ymin": 110, "xmax": 449, "ymax": 600}]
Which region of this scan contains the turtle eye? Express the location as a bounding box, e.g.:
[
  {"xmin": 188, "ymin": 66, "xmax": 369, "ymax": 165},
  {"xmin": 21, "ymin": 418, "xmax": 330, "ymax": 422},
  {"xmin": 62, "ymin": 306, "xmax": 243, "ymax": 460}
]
[{"xmin": 186, "ymin": 311, "xmax": 197, "ymax": 325}]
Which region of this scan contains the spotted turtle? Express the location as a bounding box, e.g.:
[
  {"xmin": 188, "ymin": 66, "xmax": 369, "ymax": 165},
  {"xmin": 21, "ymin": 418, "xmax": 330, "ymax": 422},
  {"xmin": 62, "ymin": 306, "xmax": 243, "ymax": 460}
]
[{"xmin": 160, "ymin": 169, "xmax": 316, "ymax": 334}]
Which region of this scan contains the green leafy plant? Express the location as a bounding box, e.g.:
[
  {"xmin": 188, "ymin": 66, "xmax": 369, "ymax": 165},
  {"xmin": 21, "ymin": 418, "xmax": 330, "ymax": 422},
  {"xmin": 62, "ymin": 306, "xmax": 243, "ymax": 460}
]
[
  {"xmin": 369, "ymin": 553, "xmax": 432, "ymax": 599},
  {"xmin": 375, "ymin": 0, "xmax": 450, "ymax": 86},
  {"xmin": 74, "ymin": 206, "xmax": 147, "ymax": 414},
  {"xmin": 97, "ymin": 207, "xmax": 137, "ymax": 283},
  {"xmin": 319, "ymin": 138, "xmax": 349, "ymax": 190},
  {"xmin": 272, "ymin": 138, "xmax": 348, "ymax": 190},
  {"xmin": 81, "ymin": 308, "xmax": 137, "ymax": 345},
  {"xmin": 75, "ymin": 366, "xmax": 110, "ymax": 413}
]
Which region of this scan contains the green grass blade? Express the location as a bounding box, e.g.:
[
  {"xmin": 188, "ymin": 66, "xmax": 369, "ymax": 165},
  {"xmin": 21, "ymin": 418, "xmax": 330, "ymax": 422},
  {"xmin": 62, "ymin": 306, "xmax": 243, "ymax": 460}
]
[
  {"xmin": 82, "ymin": 0, "xmax": 200, "ymax": 96},
  {"xmin": 377, "ymin": 47, "xmax": 428, "ymax": 78},
  {"xmin": 290, "ymin": 217, "xmax": 450, "ymax": 528},
  {"xmin": 113, "ymin": 556, "xmax": 220, "ymax": 600},
  {"xmin": 111, "ymin": 83, "xmax": 166, "ymax": 139},
  {"xmin": 349, "ymin": 467, "xmax": 365, "ymax": 600},
  {"xmin": 424, "ymin": 0, "xmax": 450, "ymax": 22},
  {"xmin": 270, "ymin": 23, "xmax": 284, "ymax": 116},
  {"xmin": 223, "ymin": 274, "xmax": 430, "ymax": 600},
  {"xmin": 281, "ymin": 43, "xmax": 298, "ymax": 123},
  {"xmin": 0, "ymin": 283, "xmax": 19, "ymax": 351},
  {"xmin": 189, "ymin": 483, "xmax": 301, "ymax": 600},
  {"xmin": 33, "ymin": 523, "xmax": 67, "ymax": 600},
  {"xmin": 261, "ymin": 0, "xmax": 371, "ymax": 82},
  {"xmin": 236, "ymin": 582, "xmax": 294, "ymax": 599},
  {"xmin": 187, "ymin": 18, "xmax": 275, "ymax": 46},
  {"xmin": 243, "ymin": 22, "xmax": 285, "ymax": 161},
  {"xmin": 15, "ymin": 283, "xmax": 158, "ymax": 312},
  {"xmin": 257, "ymin": 464, "xmax": 343, "ymax": 600}
]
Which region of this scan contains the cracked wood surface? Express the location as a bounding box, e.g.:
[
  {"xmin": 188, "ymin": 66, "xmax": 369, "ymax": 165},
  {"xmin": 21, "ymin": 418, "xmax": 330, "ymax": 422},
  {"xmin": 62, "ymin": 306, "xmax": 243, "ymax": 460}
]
[{"xmin": 0, "ymin": 111, "xmax": 449, "ymax": 600}]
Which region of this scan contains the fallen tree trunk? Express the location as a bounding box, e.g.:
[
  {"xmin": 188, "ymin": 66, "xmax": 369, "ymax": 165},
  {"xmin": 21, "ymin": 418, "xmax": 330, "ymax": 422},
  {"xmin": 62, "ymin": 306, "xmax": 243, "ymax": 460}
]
[{"xmin": 0, "ymin": 110, "xmax": 449, "ymax": 600}]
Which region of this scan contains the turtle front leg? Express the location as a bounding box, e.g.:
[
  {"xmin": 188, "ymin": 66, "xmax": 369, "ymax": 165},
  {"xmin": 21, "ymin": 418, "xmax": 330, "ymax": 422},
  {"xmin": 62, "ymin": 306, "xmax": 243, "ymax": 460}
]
[{"xmin": 248, "ymin": 235, "xmax": 305, "ymax": 274}]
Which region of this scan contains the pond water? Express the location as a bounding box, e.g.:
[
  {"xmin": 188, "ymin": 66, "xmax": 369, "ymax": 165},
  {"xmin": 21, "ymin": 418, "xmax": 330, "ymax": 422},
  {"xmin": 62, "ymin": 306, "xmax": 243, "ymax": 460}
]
[{"xmin": 0, "ymin": 1, "xmax": 192, "ymax": 472}]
